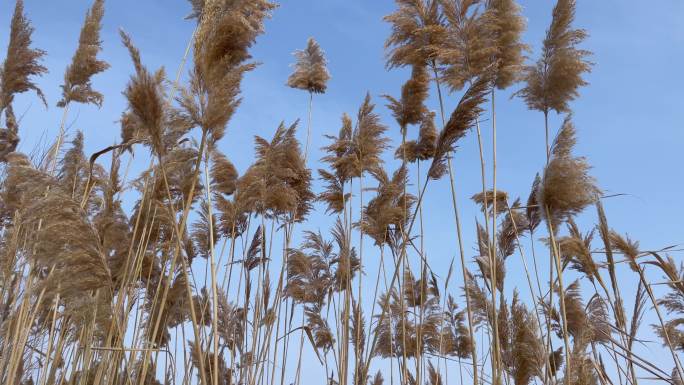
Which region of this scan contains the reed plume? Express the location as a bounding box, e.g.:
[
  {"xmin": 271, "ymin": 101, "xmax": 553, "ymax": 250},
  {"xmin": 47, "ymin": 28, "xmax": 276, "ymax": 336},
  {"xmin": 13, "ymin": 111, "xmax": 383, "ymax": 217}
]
[
  {"xmin": 285, "ymin": 231, "xmax": 332, "ymax": 305},
  {"xmin": 557, "ymin": 220, "xmax": 599, "ymax": 282},
  {"xmin": 189, "ymin": 340, "xmax": 232, "ymax": 385},
  {"xmin": 386, "ymin": 63, "xmax": 430, "ymax": 132},
  {"xmin": 210, "ymin": 150, "xmax": 238, "ymax": 197},
  {"xmin": 428, "ymin": 70, "xmax": 491, "ymax": 179},
  {"xmin": 484, "ymin": 0, "xmax": 527, "ymax": 89},
  {"xmin": 25, "ymin": 180, "xmax": 113, "ymax": 337},
  {"xmin": 320, "ymin": 113, "xmax": 356, "ymax": 196},
  {"xmin": 608, "ymin": 231, "xmax": 640, "ymax": 272},
  {"xmin": 0, "ymin": 0, "xmax": 47, "ymax": 136},
  {"xmin": 287, "ymin": 36, "xmax": 329, "ymax": 162},
  {"xmin": 526, "ymin": 174, "xmax": 542, "ymax": 232},
  {"xmin": 414, "ymin": 112, "xmax": 438, "ymax": 161},
  {"xmin": 211, "ymin": 152, "xmax": 246, "ymax": 237},
  {"xmin": 516, "ymin": 0, "xmax": 591, "ymax": 114},
  {"xmin": 58, "ymin": 0, "xmax": 109, "ymax": 107},
  {"xmin": 385, "ymin": 0, "xmax": 445, "ymax": 68},
  {"xmin": 471, "ymin": 189, "xmax": 508, "ymax": 217},
  {"xmin": 121, "ymin": 30, "xmax": 168, "ymax": 156},
  {"xmin": 437, "ymin": 0, "xmax": 494, "ymax": 91},
  {"xmin": 183, "ymin": 0, "xmax": 275, "ymax": 146},
  {"xmin": 238, "ymin": 121, "xmax": 313, "ymax": 221},
  {"xmin": 287, "ymin": 38, "xmax": 330, "ymax": 94},
  {"xmin": 354, "ymin": 93, "xmax": 390, "ymax": 174},
  {"xmin": 497, "ymin": 199, "xmax": 528, "ymax": 258},
  {"xmin": 360, "ymin": 165, "xmax": 415, "ymax": 246},
  {"xmin": 538, "ymin": 116, "xmax": 600, "ymax": 228},
  {"xmin": 191, "ymin": 200, "xmax": 219, "ymax": 258},
  {"xmin": 507, "ymin": 292, "xmax": 544, "ymax": 385},
  {"xmin": 647, "ymin": 255, "xmax": 684, "ymax": 350}
]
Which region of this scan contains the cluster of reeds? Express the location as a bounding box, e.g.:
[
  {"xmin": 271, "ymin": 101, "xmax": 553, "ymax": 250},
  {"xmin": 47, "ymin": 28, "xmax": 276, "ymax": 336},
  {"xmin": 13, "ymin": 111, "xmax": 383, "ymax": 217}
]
[{"xmin": 0, "ymin": 1, "xmax": 680, "ymax": 385}]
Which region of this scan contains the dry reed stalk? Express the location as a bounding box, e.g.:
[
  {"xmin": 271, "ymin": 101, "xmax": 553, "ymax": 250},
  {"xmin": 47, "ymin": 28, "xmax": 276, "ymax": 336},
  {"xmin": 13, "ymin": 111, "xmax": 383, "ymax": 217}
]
[
  {"xmin": 430, "ymin": 63, "xmax": 480, "ymax": 385},
  {"xmin": 473, "ymin": 117, "xmax": 503, "ymax": 385}
]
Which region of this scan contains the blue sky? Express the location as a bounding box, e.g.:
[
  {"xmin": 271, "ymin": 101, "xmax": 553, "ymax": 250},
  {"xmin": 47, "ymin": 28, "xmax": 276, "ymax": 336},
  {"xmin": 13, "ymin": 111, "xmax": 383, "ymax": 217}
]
[
  {"xmin": 2, "ymin": 0, "xmax": 683, "ymax": 382},
  {"xmin": 1, "ymin": 0, "xmax": 680, "ymax": 244}
]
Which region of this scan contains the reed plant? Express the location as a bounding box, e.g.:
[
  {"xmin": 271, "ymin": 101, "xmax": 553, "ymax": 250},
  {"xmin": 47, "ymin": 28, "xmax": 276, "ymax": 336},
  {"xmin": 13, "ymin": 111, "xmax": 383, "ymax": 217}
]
[{"xmin": 0, "ymin": 1, "xmax": 679, "ymax": 385}]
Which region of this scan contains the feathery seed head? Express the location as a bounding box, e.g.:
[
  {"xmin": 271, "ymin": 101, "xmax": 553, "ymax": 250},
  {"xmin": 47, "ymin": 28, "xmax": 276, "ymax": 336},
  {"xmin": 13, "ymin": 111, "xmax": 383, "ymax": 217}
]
[
  {"xmin": 287, "ymin": 37, "xmax": 331, "ymax": 94},
  {"xmin": 538, "ymin": 117, "xmax": 600, "ymax": 228},
  {"xmin": 59, "ymin": 0, "xmax": 109, "ymax": 107},
  {"xmin": 516, "ymin": 0, "xmax": 591, "ymax": 113}
]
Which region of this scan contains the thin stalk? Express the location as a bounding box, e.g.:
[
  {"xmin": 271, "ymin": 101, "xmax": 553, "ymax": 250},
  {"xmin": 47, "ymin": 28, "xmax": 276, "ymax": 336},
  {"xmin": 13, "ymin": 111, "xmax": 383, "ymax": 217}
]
[
  {"xmin": 304, "ymin": 91, "xmax": 313, "ymax": 162},
  {"xmin": 544, "ymin": 207, "xmax": 572, "ymax": 382},
  {"xmin": 432, "ymin": 62, "xmax": 479, "ymax": 385},
  {"xmin": 544, "ymin": 110, "xmax": 550, "ymax": 164},
  {"xmin": 48, "ymin": 103, "xmax": 71, "ymax": 175},
  {"xmin": 488, "ymin": 88, "xmax": 502, "ymax": 385},
  {"xmin": 204, "ymin": 154, "xmax": 220, "ymax": 385},
  {"xmin": 474, "ymin": 118, "xmax": 501, "ymax": 385}
]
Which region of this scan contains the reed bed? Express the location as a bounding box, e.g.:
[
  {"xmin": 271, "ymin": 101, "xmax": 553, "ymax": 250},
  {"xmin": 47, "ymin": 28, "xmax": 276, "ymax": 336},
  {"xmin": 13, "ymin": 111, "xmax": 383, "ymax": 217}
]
[{"xmin": 0, "ymin": 1, "xmax": 680, "ymax": 385}]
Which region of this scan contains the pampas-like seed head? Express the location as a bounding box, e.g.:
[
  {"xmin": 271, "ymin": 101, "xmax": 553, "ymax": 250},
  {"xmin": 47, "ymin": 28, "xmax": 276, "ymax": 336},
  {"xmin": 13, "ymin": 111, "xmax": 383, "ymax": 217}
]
[
  {"xmin": 371, "ymin": 371, "xmax": 384, "ymax": 385},
  {"xmin": 355, "ymin": 93, "xmax": 390, "ymax": 174},
  {"xmin": 191, "ymin": 0, "xmax": 276, "ymax": 69},
  {"xmin": 674, "ymin": 368, "xmax": 684, "ymax": 385},
  {"xmin": 210, "ymin": 150, "xmax": 238, "ymax": 196},
  {"xmin": 384, "ymin": 0, "xmax": 446, "ymax": 67},
  {"xmin": 538, "ymin": 117, "xmax": 600, "ymax": 228},
  {"xmin": 497, "ymin": 199, "xmax": 528, "ymax": 258},
  {"xmin": 608, "ymin": 231, "xmax": 639, "ymax": 272},
  {"xmin": 361, "ymin": 165, "xmax": 415, "ymax": 246},
  {"xmin": 484, "ymin": 0, "xmax": 528, "ymax": 89},
  {"xmin": 238, "ymin": 120, "xmax": 313, "ymax": 221},
  {"xmin": 429, "ymin": 69, "xmax": 492, "ymax": 179},
  {"xmin": 183, "ymin": 0, "xmax": 274, "ymax": 146},
  {"xmin": 191, "ymin": 200, "xmax": 219, "ymax": 259},
  {"xmin": 321, "ymin": 112, "xmax": 360, "ymax": 185},
  {"xmin": 416, "ymin": 111, "xmax": 438, "ymax": 159},
  {"xmin": 287, "ymin": 37, "xmax": 331, "ymax": 94},
  {"xmin": 437, "ymin": 0, "xmax": 495, "ymax": 91},
  {"xmin": 516, "ymin": 0, "xmax": 591, "ymax": 113},
  {"xmin": 557, "ymin": 219, "xmax": 598, "ymax": 281},
  {"xmin": 509, "ymin": 291, "xmax": 545, "ymax": 385},
  {"xmin": 558, "ymin": 280, "xmax": 587, "ymax": 341},
  {"xmin": 397, "ymin": 111, "xmax": 439, "ymax": 162},
  {"xmin": 0, "ymin": 0, "xmax": 47, "ymax": 135},
  {"xmin": 317, "ymin": 168, "xmax": 349, "ymax": 214},
  {"xmin": 58, "ymin": 0, "xmax": 109, "ymax": 107},
  {"xmin": 120, "ymin": 30, "xmax": 167, "ymax": 156},
  {"xmin": 471, "ymin": 189, "xmax": 508, "ymax": 217},
  {"xmin": 385, "ymin": 63, "xmax": 430, "ymax": 130},
  {"xmin": 427, "ymin": 361, "xmax": 443, "ymax": 385},
  {"xmin": 188, "ymin": 340, "xmax": 232, "ymax": 385},
  {"xmin": 526, "ymin": 173, "xmax": 542, "ymax": 232},
  {"xmin": 306, "ymin": 304, "xmax": 335, "ymax": 351},
  {"xmin": 24, "ymin": 187, "xmax": 113, "ymax": 334}
]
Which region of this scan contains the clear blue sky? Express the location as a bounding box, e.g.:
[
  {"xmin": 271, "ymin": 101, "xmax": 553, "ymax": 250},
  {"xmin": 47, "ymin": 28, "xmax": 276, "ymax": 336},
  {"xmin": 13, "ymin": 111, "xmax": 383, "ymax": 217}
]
[
  {"xmin": 1, "ymin": 0, "xmax": 683, "ymax": 382},
  {"xmin": 0, "ymin": 0, "xmax": 680, "ymax": 245}
]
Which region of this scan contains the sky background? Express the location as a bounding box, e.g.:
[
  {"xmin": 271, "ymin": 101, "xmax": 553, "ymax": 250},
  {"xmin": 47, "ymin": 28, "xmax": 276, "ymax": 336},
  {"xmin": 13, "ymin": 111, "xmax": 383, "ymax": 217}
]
[{"xmin": 1, "ymin": 0, "xmax": 683, "ymax": 383}]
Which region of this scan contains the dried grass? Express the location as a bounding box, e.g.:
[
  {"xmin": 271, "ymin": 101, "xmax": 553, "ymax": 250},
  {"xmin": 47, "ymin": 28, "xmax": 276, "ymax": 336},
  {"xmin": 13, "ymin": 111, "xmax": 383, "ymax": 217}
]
[{"xmin": 0, "ymin": 2, "xmax": 674, "ymax": 385}]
